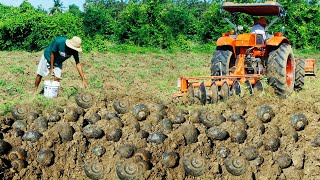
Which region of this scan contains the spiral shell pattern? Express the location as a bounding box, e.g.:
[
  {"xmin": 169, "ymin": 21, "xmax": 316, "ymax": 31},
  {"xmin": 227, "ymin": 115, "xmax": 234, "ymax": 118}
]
[
  {"xmin": 75, "ymin": 92, "xmax": 94, "ymax": 109},
  {"xmin": 116, "ymin": 159, "xmax": 148, "ymax": 180},
  {"xmin": 84, "ymin": 161, "xmax": 104, "ymax": 180},
  {"xmin": 183, "ymin": 153, "xmax": 206, "ymax": 177}
]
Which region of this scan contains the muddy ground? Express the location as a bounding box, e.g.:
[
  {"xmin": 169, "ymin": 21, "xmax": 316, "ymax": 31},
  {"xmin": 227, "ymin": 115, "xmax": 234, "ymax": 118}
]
[{"xmin": 0, "ymin": 51, "xmax": 320, "ymax": 179}]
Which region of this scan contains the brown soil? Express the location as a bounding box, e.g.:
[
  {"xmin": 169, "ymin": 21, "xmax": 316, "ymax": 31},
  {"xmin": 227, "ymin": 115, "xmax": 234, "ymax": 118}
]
[{"xmin": 0, "ymin": 52, "xmax": 320, "ymax": 179}]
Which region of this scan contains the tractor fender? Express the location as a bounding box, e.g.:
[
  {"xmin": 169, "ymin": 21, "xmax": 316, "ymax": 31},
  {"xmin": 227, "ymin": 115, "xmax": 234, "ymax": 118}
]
[
  {"xmin": 217, "ymin": 36, "xmax": 235, "ymax": 47},
  {"xmin": 266, "ymin": 36, "xmax": 290, "ymax": 46}
]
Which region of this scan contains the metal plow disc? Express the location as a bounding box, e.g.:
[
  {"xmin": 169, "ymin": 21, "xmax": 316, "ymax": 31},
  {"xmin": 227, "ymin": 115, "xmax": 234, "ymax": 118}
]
[
  {"xmin": 253, "ymin": 80, "xmax": 264, "ymax": 93},
  {"xmin": 220, "ymin": 81, "xmax": 230, "ymax": 101},
  {"xmin": 245, "ymin": 80, "xmax": 253, "ymax": 95},
  {"xmin": 209, "ymin": 82, "xmax": 219, "ymax": 104},
  {"xmin": 199, "ymin": 82, "xmax": 207, "ymax": 105},
  {"xmin": 231, "ymin": 80, "xmax": 242, "ymax": 96}
]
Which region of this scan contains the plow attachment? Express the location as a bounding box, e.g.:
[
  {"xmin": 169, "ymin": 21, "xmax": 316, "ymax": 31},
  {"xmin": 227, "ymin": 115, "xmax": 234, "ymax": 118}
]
[
  {"xmin": 305, "ymin": 59, "xmax": 316, "ymax": 76},
  {"xmin": 175, "ymin": 75, "xmax": 263, "ymax": 105}
]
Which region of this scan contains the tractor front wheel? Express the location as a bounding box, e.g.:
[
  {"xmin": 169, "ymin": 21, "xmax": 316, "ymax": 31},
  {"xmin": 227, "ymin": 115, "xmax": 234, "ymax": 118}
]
[{"xmin": 267, "ymin": 43, "xmax": 295, "ymax": 97}]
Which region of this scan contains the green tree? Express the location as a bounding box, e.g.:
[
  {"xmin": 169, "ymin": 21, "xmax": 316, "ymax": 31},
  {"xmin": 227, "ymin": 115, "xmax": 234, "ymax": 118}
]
[
  {"xmin": 69, "ymin": 4, "xmax": 81, "ymax": 17},
  {"xmin": 50, "ymin": 0, "xmax": 63, "ymax": 14}
]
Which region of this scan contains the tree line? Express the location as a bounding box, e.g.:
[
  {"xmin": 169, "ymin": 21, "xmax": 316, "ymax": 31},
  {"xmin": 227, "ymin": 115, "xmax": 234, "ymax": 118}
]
[{"xmin": 0, "ymin": 0, "xmax": 319, "ymax": 52}]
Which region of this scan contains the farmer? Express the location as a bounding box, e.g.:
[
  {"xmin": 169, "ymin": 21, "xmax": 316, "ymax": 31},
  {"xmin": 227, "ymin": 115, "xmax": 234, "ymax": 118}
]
[
  {"xmin": 251, "ymin": 17, "xmax": 268, "ymax": 40},
  {"xmin": 34, "ymin": 36, "xmax": 88, "ymax": 95}
]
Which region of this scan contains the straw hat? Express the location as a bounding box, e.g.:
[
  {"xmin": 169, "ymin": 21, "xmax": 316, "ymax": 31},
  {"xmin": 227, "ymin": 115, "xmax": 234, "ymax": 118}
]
[{"xmin": 66, "ymin": 36, "xmax": 82, "ymax": 52}]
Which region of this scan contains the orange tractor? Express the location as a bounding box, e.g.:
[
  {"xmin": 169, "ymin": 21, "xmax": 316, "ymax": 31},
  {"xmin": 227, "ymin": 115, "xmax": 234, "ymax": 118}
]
[{"xmin": 177, "ymin": 1, "xmax": 315, "ymax": 105}]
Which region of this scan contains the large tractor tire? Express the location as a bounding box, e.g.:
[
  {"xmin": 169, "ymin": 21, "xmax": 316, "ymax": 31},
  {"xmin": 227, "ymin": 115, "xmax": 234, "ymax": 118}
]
[
  {"xmin": 211, "ymin": 47, "xmax": 233, "ymax": 76},
  {"xmin": 267, "ymin": 43, "xmax": 295, "ymax": 97},
  {"xmin": 294, "ymin": 58, "xmax": 305, "ymax": 91}
]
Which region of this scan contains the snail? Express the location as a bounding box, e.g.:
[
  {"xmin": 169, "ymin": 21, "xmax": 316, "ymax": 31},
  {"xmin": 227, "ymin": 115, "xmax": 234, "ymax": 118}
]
[
  {"xmin": 241, "ymin": 146, "xmax": 258, "ymax": 161},
  {"xmin": 22, "ymin": 131, "xmax": 42, "ymax": 142},
  {"xmin": 173, "ymin": 113, "xmax": 186, "ymax": 124},
  {"xmin": 83, "ymin": 125, "xmax": 104, "ymax": 139},
  {"xmin": 217, "ymin": 146, "xmax": 231, "ymax": 158},
  {"xmin": 37, "ymin": 149, "xmax": 54, "ymax": 166},
  {"xmin": 11, "ymin": 159, "xmax": 26, "ymax": 172},
  {"xmin": 8, "ymin": 147, "xmax": 27, "ymax": 161},
  {"xmin": 105, "ymin": 128, "xmax": 122, "ymax": 142},
  {"xmin": 147, "ymin": 132, "xmax": 168, "ymax": 144},
  {"xmin": 0, "ymin": 139, "xmax": 11, "ymax": 155},
  {"xmin": 254, "ymin": 120, "xmax": 265, "ymax": 135},
  {"xmin": 11, "ymin": 104, "xmax": 29, "ymax": 120},
  {"xmin": 264, "ymin": 137, "xmax": 280, "ymax": 152},
  {"xmin": 290, "ymin": 113, "xmax": 308, "ymax": 131},
  {"xmin": 113, "ymin": 98, "xmax": 129, "ymax": 114},
  {"xmin": 48, "ymin": 112, "xmax": 61, "ymax": 122},
  {"xmin": 109, "ymin": 117, "xmax": 124, "ymax": 128},
  {"xmin": 104, "ymin": 112, "xmax": 119, "ymax": 120},
  {"xmin": 199, "ymin": 111, "xmax": 226, "ymax": 128},
  {"xmin": 224, "ymin": 156, "xmax": 248, "ymax": 176},
  {"xmin": 162, "ymin": 151, "xmax": 179, "ymax": 168},
  {"xmin": 180, "ymin": 124, "xmax": 199, "ymax": 145},
  {"xmin": 183, "ymin": 153, "xmax": 206, "ymax": 177},
  {"xmin": 12, "ymin": 120, "xmax": 27, "ymax": 131},
  {"xmin": 159, "ymin": 118, "xmax": 173, "ymax": 134},
  {"xmin": 311, "ymin": 133, "xmax": 320, "ymax": 147},
  {"xmin": 64, "ymin": 107, "xmax": 80, "ymax": 122},
  {"xmin": 256, "ymin": 105, "xmax": 275, "ymax": 123},
  {"xmin": 134, "ymin": 149, "xmax": 152, "ymax": 162},
  {"xmin": 207, "ymin": 126, "xmax": 229, "ymax": 141},
  {"xmin": 88, "ymin": 113, "xmax": 101, "ymax": 124},
  {"xmin": 276, "ymin": 154, "xmax": 292, "ymax": 169},
  {"xmin": 230, "ymin": 129, "xmax": 247, "ymax": 144},
  {"xmin": 132, "ymin": 104, "xmax": 150, "ymax": 121},
  {"xmin": 84, "ymin": 161, "xmax": 104, "ymax": 180},
  {"xmin": 92, "ymin": 145, "xmax": 106, "ymax": 157},
  {"xmin": 116, "ymin": 159, "xmax": 148, "ymax": 180},
  {"xmin": 254, "ymin": 156, "xmax": 264, "ymax": 166},
  {"xmin": 58, "ymin": 122, "xmax": 74, "ymax": 142},
  {"xmin": 189, "ymin": 109, "xmax": 201, "ymax": 123},
  {"xmin": 75, "ymin": 92, "xmax": 94, "ymax": 109},
  {"xmin": 34, "ymin": 116, "xmax": 48, "ymax": 133},
  {"xmin": 234, "ymin": 119, "xmax": 248, "ymax": 130},
  {"xmin": 229, "ymin": 114, "xmax": 243, "ymax": 122},
  {"xmin": 117, "ymin": 145, "xmax": 135, "ymax": 158}
]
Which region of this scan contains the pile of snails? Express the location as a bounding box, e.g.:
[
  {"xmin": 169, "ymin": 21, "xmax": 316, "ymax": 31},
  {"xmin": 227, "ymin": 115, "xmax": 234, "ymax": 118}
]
[{"xmin": 0, "ymin": 92, "xmax": 314, "ymax": 179}]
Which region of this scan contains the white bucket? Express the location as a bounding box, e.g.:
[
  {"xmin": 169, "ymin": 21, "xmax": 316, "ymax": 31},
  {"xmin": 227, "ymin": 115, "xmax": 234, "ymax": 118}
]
[{"xmin": 44, "ymin": 80, "xmax": 60, "ymax": 98}]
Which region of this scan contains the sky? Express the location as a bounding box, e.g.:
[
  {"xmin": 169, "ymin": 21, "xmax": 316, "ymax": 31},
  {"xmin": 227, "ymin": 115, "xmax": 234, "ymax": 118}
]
[{"xmin": 0, "ymin": 0, "xmax": 86, "ymax": 11}]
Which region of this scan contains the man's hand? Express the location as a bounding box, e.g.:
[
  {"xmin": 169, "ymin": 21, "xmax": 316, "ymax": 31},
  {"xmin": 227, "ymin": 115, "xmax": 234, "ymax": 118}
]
[
  {"xmin": 82, "ymin": 79, "xmax": 89, "ymax": 88},
  {"xmin": 50, "ymin": 68, "xmax": 54, "ymax": 76}
]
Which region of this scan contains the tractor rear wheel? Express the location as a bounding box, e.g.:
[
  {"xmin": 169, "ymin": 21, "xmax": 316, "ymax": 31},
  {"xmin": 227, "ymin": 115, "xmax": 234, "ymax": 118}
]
[
  {"xmin": 294, "ymin": 58, "xmax": 305, "ymax": 91},
  {"xmin": 267, "ymin": 43, "xmax": 295, "ymax": 97},
  {"xmin": 211, "ymin": 47, "xmax": 232, "ymax": 76}
]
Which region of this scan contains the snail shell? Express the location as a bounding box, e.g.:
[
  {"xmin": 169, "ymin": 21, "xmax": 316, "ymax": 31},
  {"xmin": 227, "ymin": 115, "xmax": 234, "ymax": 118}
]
[
  {"xmin": 230, "ymin": 129, "xmax": 247, "ymax": 144},
  {"xmin": 117, "ymin": 145, "xmax": 135, "ymax": 158},
  {"xmin": 180, "ymin": 124, "xmax": 199, "ymax": 145},
  {"xmin": 11, "ymin": 105, "xmax": 29, "ymax": 120},
  {"xmin": 109, "ymin": 117, "xmax": 124, "ymax": 128},
  {"xmin": 0, "ymin": 139, "xmax": 11, "ymax": 155},
  {"xmin": 58, "ymin": 122, "xmax": 74, "ymax": 142},
  {"xmin": 75, "ymin": 92, "xmax": 94, "ymax": 109},
  {"xmin": 199, "ymin": 111, "xmax": 226, "ymax": 128},
  {"xmin": 11, "ymin": 159, "xmax": 26, "ymax": 172},
  {"xmin": 159, "ymin": 118, "xmax": 173, "ymax": 134},
  {"xmin": 224, "ymin": 156, "xmax": 248, "ymax": 176},
  {"xmin": 229, "ymin": 114, "xmax": 243, "ymax": 122},
  {"xmin": 64, "ymin": 107, "xmax": 80, "ymax": 122},
  {"xmin": 147, "ymin": 132, "xmax": 167, "ymax": 144},
  {"xmin": 27, "ymin": 112, "xmax": 39, "ymax": 122},
  {"xmin": 83, "ymin": 125, "xmax": 104, "ymax": 139},
  {"xmin": 92, "ymin": 145, "xmax": 106, "ymax": 157},
  {"xmin": 264, "ymin": 137, "xmax": 280, "ymax": 152},
  {"xmin": 84, "ymin": 161, "xmax": 104, "ymax": 180},
  {"xmin": 113, "ymin": 99, "xmax": 129, "ymax": 114},
  {"xmin": 134, "ymin": 149, "xmax": 152, "ymax": 162},
  {"xmin": 48, "ymin": 112, "xmax": 61, "ymax": 122},
  {"xmin": 254, "ymin": 120, "xmax": 265, "ymax": 135},
  {"xmin": 234, "ymin": 119, "xmax": 248, "ymax": 130},
  {"xmin": 241, "ymin": 146, "xmax": 258, "ymax": 161},
  {"xmin": 104, "ymin": 112, "xmax": 119, "ymax": 120},
  {"xmin": 162, "ymin": 151, "xmax": 179, "ymax": 168},
  {"xmin": 22, "ymin": 131, "xmax": 42, "ymax": 142},
  {"xmin": 207, "ymin": 126, "xmax": 229, "ymax": 141},
  {"xmin": 256, "ymin": 105, "xmax": 275, "ymax": 123},
  {"xmin": 34, "ymin": 116, "xmax": 48, "ymax": 133},
  {"xmin": 189, "ymin": 109, "xmax": 201, "ymax": 123},
  {"xmin": 8, "ymin": 147, "xmax": 27, "ymax": 161},
  {"xmin": 183, "ymin": 153, "xmax": 206, "ymax": 177},
  {"xmin": 12, "ymin": 120, "xmax": 27, "ymax": 131},
  {"xmin": 116, "ymin": 159, "xmax": 148, "ymax": 180},
  {"xmin": 105, "ymin": 128, "xmax": 122, "ymax": 142},
  {"xmin": 217, "ymin": 146, "xmax": 231, "ymax": 158},
  {"xmin": 254, "ymin": 156, "xmax": 264, "ymax": 166},
  {"xmin": 290, "ymin": 113, "xmax": 308, "ymax": 131},
  {"xmin": 132, "ymin": 104, "xmax": 150, "ymax": 121},
  {"xmin": 88, "ymin": 113, "xmax": 101, "ymax": 124},
  {"xmin": 276, "ymin": 154, "xmax": 292, "ymax": 169},
  {"xmin": 173, "ymin": 114, "xmax": 186, "ymax": 124},
  {"xmin": 37, "ymin": 149, "xmax": 54, "ymax": 166},
  {"xmin": 311, "ymin": 133, "xmax": 320, "ymax": 147}
]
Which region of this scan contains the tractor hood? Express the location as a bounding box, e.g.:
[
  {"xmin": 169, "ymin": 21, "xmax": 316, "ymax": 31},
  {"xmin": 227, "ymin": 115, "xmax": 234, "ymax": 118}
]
[{"xmin": 222, "ymin": 1, "xmax": 285, "ymax": 16}]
